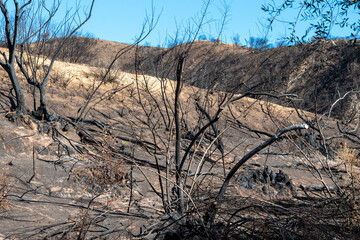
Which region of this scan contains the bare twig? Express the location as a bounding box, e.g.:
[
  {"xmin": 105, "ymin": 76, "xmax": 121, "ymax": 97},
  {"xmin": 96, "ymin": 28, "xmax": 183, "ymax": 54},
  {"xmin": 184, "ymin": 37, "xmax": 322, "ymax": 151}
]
[
  {"xmin": 27, "ymin": 145, "xmax": 36, "ymax": 183},
  {"xmin": 206, "ymin": 123, "xmax": 309, "ymax": 227}
]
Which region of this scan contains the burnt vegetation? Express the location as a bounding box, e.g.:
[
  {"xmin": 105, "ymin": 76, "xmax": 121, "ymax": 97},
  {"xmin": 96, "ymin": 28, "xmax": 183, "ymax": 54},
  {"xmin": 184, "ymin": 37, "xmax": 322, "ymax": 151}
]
[{"xmin": 0, "ymin": 0, "xmax": 359, "ymax": 239}]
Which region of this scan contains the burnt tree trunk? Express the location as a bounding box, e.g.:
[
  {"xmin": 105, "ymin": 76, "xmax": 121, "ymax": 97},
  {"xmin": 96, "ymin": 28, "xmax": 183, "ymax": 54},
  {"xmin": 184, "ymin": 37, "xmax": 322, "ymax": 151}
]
[
  {"xmin": 0, "ymin": 1, "xmax": 30, "ymax": 116},
  {"xmin": 6, "ymin": 65, "xmax": 26, "ymax": 114},
  {"xmin": 175, "ymin": 55, "xmax": 185, "ymax": 215},
  {"xmin": 33, "ymin": 84, "xmax": 50, "ymax": 120}
]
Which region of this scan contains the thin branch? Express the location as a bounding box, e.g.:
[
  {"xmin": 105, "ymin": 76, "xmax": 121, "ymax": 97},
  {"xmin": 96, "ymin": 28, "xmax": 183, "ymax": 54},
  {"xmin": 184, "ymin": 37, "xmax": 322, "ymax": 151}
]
[{"xmin": 206, "ymin": 123, "xmax": 309, "ymax": 227}]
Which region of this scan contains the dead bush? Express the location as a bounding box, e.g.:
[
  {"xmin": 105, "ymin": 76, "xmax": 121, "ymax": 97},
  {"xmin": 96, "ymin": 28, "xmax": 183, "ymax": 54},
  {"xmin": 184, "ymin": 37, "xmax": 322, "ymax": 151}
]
[
  {"xmin": 72, "ymin": 134, "xmax": 126, "ymax": 195},
  {"xmin": 87, "ymin": 67, "xmax": 119, "ymax": 85},
  {"xmin": 42, "ymin": 36, "xmax": 97, "ymax": 64},
  {"xmin": 72, "ymin": 160, "xmax": 126, "ymax": 194},
  {"xmin": 50, "ymin": 68, "xmax": 73, "ymax": 89}
]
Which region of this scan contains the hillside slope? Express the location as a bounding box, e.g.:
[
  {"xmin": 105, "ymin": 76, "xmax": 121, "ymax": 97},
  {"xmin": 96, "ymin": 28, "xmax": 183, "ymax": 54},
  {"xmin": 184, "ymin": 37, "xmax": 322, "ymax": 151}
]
[
  {"xmin": 60, "ymin": 37, "xmax": 359, "ymax": 119},
  {"xmin": 0, "ymin": 42, "xmax": 359, "ymax": 239}
]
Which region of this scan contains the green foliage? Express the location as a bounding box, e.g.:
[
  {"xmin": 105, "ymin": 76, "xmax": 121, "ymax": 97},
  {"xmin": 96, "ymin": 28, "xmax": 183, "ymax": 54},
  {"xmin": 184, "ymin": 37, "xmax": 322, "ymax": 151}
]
[
  {"xmin": 232, "ymin": 33, "xmax": 241, "ymax": 45},
  {"xmin": 246, "ymin": 36, "xmax": 272, "ymax": 49},
  {"xmin": 167, "ymin": 38, "xmax": 183, "ymax": 48},
  {"xmin": 262, "ymin": 0, "xmax": 360, "ymax": 43},
  {"xmin": 198, "ymin": 34, "xmax": 207, "ymax": 41}
]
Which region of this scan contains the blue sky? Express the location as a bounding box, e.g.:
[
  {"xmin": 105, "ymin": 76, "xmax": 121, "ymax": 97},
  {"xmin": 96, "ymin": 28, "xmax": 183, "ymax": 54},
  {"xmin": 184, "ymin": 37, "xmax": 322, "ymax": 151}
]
[
  {"xmin": 79, "ymin": 0, "xmax": 275, "ymax": 45},
  {"xmin": 79, "ymin": 0, "xmax": 358, "ymax": 46}
]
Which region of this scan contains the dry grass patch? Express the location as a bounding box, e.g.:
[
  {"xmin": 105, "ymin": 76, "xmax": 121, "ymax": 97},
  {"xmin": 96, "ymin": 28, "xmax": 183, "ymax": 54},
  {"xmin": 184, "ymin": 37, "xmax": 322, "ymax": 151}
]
[
  {"xmin": 86, "ymin": 67, "xmax": 119, "ymax": 85},
  {"xmin": 49, "ymin": 68, "xmax": 74, "ymax": 89}
]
